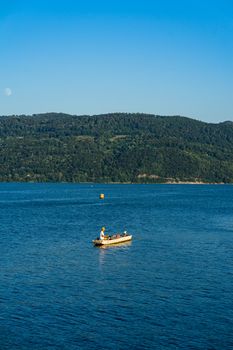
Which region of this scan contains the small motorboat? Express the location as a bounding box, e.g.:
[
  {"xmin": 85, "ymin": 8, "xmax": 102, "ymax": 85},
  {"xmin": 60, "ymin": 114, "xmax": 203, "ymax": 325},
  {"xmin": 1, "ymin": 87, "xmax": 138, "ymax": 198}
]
[{"xmin": 93, "ymin": 233, "xmax": 132, "ymax": 246}]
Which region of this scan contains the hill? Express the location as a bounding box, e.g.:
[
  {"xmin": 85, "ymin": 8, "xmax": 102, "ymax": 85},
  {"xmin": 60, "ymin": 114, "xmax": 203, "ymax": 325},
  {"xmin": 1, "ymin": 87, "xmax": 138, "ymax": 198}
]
[{"xmin": 0, "ymin": 112, "xmax": 233, "ymax": 183}]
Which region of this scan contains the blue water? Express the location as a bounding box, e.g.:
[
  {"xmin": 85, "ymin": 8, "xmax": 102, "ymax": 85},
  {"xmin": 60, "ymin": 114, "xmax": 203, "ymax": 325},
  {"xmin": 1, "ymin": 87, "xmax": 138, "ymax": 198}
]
[{"xmin": 1, "ymin": 183, "xmax": 233, "ymax": 349}]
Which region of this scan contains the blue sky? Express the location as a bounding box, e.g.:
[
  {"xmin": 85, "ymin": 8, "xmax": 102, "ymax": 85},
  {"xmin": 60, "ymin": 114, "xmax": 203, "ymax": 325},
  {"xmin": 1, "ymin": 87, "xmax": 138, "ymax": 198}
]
[{"xmin": 1, "ymin": 0, "xmax": 233, "ymax": 122}]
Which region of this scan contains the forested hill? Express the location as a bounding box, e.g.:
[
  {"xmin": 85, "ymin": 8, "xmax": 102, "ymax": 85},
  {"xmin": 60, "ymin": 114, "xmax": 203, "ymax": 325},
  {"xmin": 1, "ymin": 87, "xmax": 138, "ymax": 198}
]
[{"xmin": 0, "ymin": 112, "xmax": 233, "ymax": 183}]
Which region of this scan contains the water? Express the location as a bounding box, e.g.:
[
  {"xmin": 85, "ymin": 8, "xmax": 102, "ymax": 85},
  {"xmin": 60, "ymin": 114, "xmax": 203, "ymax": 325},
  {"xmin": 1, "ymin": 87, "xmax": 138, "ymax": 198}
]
[{"xmin": 1, "ymin": 183, "xmax": 233, "ymax": 349}]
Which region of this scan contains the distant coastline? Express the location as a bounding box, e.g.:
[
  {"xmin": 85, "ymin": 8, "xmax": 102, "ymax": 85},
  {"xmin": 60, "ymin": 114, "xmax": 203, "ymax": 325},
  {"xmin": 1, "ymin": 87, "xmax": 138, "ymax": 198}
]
[
  {"xmin": 15, "ymin": 180, "xmax": 228, "ymax": 185},
  {"xmin": 0, "ymin": 180, "xmax": 228, "ymax": 185}
]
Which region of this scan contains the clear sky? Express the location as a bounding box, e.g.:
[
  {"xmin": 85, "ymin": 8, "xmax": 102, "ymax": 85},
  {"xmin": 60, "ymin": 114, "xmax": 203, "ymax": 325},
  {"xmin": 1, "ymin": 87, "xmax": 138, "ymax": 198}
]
[{"xmin": 1, "ymin": 0, "xmax": 233, "ymax": 122}]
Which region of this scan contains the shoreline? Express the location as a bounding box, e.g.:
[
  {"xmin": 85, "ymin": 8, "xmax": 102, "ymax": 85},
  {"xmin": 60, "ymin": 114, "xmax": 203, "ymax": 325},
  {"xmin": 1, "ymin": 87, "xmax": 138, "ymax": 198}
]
[{"xmin": 0, "ymin": 181, "xmax": 228, "ymax": 185}]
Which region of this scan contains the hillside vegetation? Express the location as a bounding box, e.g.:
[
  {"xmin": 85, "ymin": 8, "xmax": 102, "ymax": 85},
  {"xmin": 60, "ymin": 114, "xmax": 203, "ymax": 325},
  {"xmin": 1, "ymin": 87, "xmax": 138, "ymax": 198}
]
[{"xmin": 0, "ymin": 112, "xmax": 233, "ymax": 183}]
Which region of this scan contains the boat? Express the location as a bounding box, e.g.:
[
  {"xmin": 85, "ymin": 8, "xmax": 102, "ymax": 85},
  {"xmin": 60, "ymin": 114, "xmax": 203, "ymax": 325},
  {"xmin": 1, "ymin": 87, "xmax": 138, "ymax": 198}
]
[{"xmin": 93, "ymin": 233, "xmax": 132, "ymax": 246}]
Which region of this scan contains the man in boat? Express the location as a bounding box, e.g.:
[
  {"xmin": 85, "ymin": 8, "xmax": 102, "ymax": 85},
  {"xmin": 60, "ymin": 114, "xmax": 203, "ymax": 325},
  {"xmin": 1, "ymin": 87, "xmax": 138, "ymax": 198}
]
[{"xmin": 100, "ymin": 227, "xmax": 106, "ymax": 240}]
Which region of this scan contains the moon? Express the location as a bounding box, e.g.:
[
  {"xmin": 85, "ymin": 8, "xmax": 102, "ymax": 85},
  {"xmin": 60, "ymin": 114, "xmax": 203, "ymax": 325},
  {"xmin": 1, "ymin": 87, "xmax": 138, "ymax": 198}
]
[{"xmin": 4, "ymin": 88, "xmax": 12, "ymax": 97}]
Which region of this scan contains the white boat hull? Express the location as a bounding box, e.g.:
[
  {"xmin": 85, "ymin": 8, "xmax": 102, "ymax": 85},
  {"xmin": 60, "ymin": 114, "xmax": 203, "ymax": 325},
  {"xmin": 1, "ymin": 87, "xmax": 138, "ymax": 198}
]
[{"xmin": 93, "ymin": 235, "xmax": 132, "ymax": 246}]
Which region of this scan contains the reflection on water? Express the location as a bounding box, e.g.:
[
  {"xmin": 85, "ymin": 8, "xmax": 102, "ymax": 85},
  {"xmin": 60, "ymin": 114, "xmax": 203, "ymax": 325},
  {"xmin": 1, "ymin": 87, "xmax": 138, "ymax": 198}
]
[
  {"xmin": 96, "ymin": 241, "xmax": 132, "ymax": 250},
  {"xmin": 97, "ymin": 241, "xmax": 132, "ymax": 266}
]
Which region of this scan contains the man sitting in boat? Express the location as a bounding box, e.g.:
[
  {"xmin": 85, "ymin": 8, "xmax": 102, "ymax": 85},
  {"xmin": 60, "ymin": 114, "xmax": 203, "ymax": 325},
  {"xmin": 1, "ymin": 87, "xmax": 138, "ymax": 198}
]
[
  {"xmin": 100, "ymin": 227, "xmax": 106, "ymax": 240},
  {"xmin": 93, "ymin": 228, "xmax": 132, "ymax": 246}
]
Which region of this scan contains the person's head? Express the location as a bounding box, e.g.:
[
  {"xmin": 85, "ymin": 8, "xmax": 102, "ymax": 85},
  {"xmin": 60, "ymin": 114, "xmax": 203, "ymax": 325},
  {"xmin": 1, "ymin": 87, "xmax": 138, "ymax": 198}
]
[{"xmin": 102, "ymin": 227, "xmax": 105, "ymax": 232}]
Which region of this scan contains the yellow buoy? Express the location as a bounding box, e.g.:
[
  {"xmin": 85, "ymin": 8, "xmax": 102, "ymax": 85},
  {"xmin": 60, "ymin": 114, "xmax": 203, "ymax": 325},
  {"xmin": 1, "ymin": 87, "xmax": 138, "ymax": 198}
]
[{"xmin": 99, "ymin": 193, "xmax": 105, "ymax": 199}]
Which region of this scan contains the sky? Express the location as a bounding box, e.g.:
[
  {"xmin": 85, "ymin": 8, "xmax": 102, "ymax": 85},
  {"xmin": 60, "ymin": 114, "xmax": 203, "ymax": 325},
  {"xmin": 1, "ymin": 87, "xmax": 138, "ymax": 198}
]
[{"xmin": 0, "ymin": 0, "xmax": 233, "ymax": 122}]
